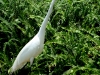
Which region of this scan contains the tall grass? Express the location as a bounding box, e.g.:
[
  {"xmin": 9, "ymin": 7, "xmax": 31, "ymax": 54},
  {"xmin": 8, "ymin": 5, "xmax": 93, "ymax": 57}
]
[{"xmin": 0, "ymin": 0, "xmax": 100, "ymax": 75}]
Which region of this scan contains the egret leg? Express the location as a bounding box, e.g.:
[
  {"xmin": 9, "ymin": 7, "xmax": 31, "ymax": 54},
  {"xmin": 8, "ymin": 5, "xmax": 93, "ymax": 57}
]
[{"xmin": 30, "ymin": 57, "xmax": 34, "ymax": 66}]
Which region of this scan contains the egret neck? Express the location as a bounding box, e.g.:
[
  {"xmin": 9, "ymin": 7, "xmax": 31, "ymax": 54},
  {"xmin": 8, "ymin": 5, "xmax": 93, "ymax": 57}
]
[{"xmin": 38, "ymin": 0, "xmax": 55, "ymax": 43}]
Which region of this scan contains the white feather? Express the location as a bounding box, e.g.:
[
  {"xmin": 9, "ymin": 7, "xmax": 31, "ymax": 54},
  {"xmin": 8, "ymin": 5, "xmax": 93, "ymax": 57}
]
[{"xmin": 8, "ymin": 0, "xmax": 55, "ymax": 74}]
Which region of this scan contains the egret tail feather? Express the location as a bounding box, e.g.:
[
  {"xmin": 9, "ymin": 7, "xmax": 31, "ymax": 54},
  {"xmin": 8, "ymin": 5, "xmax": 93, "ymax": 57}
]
[{"xmin": 8, "ymin": 67, "xmax": 13, "ymax": 75}]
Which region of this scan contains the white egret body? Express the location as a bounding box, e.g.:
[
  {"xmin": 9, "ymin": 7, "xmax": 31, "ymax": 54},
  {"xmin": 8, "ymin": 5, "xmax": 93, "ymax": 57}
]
[{"xmin": 8, "ymin": 0, "xmax": 55, "ymax": 74}]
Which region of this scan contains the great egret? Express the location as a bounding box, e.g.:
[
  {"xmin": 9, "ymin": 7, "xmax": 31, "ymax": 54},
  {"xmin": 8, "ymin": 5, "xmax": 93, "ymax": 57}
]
[{"xmin": 8, "ymin": 0, "xmax": 55, "ymax": 74}]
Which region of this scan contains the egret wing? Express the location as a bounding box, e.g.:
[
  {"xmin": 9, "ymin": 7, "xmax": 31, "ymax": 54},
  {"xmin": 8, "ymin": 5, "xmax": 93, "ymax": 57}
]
[{"xmin": 16, "ymin": 36, "xmax": 40, "ymax": 65}]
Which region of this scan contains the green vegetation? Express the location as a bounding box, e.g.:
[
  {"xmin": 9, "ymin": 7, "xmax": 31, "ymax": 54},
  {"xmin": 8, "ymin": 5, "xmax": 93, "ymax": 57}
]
[{"xmin": 0, "ymin": 0, "xmax": 100, "ymax": 75}]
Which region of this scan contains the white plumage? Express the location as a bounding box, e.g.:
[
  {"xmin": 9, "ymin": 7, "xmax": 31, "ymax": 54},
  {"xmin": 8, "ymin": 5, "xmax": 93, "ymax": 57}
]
[{"xmin": 8, "ymin": 0, "xmax": 55, "ymax": 74}]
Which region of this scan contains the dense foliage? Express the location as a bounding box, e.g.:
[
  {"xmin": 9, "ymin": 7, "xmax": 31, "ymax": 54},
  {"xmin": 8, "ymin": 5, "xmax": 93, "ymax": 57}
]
[{"xmin": 0, "ymin": 0, "xmax": 100, "ymax": 75}]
